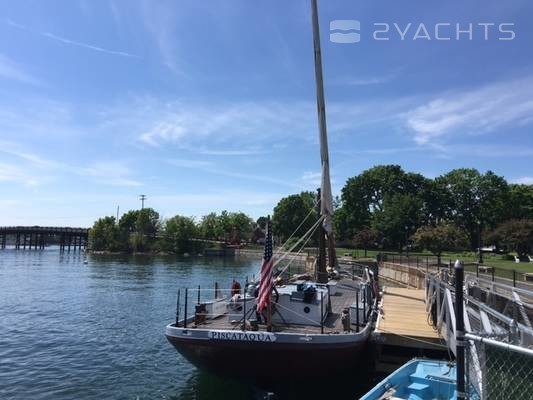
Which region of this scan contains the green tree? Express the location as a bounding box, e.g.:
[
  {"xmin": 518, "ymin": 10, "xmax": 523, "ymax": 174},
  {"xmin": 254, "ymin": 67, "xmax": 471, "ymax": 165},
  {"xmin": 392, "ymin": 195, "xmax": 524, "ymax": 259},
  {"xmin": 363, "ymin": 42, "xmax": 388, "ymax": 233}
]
[
  {"xmin": 199, "ymin": 212, "xmax": 220, "ymax": 240},
  {"xmin": 333, "ymin": 206, "xmax": 352, "ymax": 242},
  {"xmin": 272, "ymin": 191, "xmax": 317, "ymax": 243},
  {"xmin": 131, "ymin": 208, "xmax": 161, "ymax": 252},
  {"xmin": 411, "ymin": 223, "xmax": 468, "ymax": 265},
  {"xmin": 161, "ymin": 215, "xmax": 200, "ymax": 254},
  {"xmin": 256, "ymin": 216, "xmax": 268, "ymax": 229},
  {"xmin": 508, "ymin": 184, "xmax": 533, "ymax": 220},
  {"xmin": 218, "ymin": 210, "xmax": 231, "ymax": 242},
  {"xmin": 118, "ymin": 210, "xmax": 140, "ymax": 234},
  {"xmin": 117, "ymin": 210, "xmax": 140, "ymax": 251},
  {"xmin": 353, "ymin": 228, "xmax": 380, "ymax": 257},
  {"xmin": 488, "ymin": 219, "xmax": 533, "ymax": 258},
  {"xmin": 228, "ymin": 212, "xmax": 253, "ymax": 243},
  {"xmin": 341, "ymin": 165, "xmax": 407, "ymax": 234},
  {"xmin": 372, "ymin": 193, "xmax": 424, "ymax": 250},
  {"xmin": 340, "ymin": 165, "xmax": 436, "ymax": 239},
  {"xmin": 437, "ymin": 169, "xmax": 509, "ymax": 249},
  {"xmin": 89, "ymin": 216, "xmax": 119, "ymax": 251}
]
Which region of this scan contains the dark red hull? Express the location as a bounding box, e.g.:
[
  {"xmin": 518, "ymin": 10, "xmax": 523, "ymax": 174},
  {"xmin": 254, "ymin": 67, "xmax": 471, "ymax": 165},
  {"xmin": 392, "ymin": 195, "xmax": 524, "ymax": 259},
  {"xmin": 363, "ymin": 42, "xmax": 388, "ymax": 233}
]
[{"xmin": 166, "ymin": 335, "xmax": 367, "ymax": 381}]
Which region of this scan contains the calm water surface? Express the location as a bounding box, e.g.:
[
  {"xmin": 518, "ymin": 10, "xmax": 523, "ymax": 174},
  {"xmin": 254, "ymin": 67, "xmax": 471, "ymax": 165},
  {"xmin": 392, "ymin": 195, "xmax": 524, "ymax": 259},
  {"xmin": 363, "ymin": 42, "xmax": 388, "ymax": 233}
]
[{"xmin": 0, "ymin": 249, "xmax": 377, "ymax": 400}]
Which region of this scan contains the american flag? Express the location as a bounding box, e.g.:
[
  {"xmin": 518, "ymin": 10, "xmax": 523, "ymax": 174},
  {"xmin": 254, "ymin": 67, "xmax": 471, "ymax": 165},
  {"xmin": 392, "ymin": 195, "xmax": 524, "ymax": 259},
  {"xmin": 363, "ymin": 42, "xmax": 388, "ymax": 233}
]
[{"xmin": 257, "ymin": 220, "xmax": 274, "ymax": 313}]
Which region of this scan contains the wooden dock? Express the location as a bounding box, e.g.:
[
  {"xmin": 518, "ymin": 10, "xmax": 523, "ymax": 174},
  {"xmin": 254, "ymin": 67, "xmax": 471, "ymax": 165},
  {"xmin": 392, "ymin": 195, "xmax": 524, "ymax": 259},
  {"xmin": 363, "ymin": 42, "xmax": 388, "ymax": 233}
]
[{"xmin": 373, "ymin": 287, "xmax": 444, "ymax": 350}]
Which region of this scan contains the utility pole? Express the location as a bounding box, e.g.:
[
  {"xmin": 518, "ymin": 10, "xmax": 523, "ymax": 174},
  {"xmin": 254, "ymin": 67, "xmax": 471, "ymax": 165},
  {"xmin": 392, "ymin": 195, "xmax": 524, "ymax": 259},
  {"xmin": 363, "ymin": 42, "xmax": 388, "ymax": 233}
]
[
  {"xmin": 116, "ymin": 205, "xmax": 120, "ymax": 223},
  {"xmin": 139, "ymin": 194, "xmax": 147, "ymax": 210}
]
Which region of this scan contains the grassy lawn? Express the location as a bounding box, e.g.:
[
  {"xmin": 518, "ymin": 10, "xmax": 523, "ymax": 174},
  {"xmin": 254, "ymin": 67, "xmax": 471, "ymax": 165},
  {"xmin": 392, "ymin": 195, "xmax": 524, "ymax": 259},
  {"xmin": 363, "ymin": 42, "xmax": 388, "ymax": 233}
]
[
  {"xmin": 243, "ymin": 243, "xmax": 533, "ymax": 274},
  {"xmin": 333, "ymin": 247, "xmax": 533, "ymax": 274}
]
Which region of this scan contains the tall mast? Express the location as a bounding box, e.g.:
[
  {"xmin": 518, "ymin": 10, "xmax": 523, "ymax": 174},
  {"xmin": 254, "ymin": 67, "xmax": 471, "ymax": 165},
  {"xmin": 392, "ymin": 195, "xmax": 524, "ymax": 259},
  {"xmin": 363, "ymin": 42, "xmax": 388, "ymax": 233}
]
[{"xmin": 311, "ymin": 0, "xmax": 337, "ymax": 281}]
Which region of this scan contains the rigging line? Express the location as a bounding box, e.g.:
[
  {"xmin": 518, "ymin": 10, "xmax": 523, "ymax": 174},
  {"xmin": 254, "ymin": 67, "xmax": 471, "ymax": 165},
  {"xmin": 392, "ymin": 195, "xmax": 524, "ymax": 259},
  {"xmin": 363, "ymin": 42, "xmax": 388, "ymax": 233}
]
[
  {"xmin": 273, "ymin": 215, "xmax": 323, "ymax": 267},
  {"xmin": 273, "ymin": 215, "xmax": 324, "ymax": 268},
  {"xmin": 276, "ymin": 219, "xmax": 323, "ymax": 277},
  {"xmin": 273, "ymin": 200, "xmax": 318, "ymax": 258}
]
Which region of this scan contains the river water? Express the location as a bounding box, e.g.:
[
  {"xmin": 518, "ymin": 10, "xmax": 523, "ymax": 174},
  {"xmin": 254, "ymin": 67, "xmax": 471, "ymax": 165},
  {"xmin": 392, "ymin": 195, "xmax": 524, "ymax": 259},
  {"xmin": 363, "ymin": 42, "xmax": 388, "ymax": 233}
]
[{"xmin": 0, "ymin": 249, "xmax": 377, "ymax": 400}]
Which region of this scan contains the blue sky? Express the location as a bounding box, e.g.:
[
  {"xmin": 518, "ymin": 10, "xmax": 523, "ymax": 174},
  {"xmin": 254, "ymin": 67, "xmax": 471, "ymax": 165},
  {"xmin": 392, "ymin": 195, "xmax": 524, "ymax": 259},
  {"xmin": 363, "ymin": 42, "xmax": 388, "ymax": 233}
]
[{"xmin": 0, "ymin": 0, "xmax": 532, "ymax": 227}]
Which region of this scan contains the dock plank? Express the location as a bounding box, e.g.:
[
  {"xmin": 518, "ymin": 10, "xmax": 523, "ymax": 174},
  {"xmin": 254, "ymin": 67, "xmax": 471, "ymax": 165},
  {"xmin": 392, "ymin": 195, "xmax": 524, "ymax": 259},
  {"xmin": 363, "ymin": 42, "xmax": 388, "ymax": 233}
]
[{"xmin": 375, "ymin": 287, "xmax": 444, "ymax": 349}]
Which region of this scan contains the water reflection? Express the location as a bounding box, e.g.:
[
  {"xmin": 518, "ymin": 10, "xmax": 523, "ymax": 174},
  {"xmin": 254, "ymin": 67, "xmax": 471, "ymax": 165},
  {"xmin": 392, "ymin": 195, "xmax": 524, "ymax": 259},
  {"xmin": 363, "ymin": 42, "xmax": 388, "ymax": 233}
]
[{"xmin": 172, "ymin": 370, "xmax": 255, "ymax": 400}]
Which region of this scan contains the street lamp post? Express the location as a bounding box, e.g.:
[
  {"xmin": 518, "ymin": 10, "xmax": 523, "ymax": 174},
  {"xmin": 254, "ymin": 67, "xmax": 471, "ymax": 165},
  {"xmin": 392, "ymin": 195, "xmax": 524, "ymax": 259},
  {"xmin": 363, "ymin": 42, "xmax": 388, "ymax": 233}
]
[
  {"xmin": 405, "ymin": 225, "xmax": 409, "ymax": 258},
  {"xmin": 478, "ymin": 221, "xmax": 483, "ymax": 265}
]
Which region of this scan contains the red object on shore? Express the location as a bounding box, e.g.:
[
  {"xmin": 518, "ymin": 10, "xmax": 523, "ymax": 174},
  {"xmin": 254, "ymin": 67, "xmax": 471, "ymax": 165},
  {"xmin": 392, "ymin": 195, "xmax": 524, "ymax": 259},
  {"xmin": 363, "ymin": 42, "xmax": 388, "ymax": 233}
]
[{"xmin": 231, "ymin": 280, "xmax": 241, "ymax": 296}]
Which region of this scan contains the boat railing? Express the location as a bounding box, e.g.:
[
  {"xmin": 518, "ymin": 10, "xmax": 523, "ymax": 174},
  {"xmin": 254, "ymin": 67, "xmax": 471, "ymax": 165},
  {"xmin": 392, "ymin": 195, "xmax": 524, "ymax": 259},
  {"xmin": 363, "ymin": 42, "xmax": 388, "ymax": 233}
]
[{"xmin": 173, "ymin": 279, "xmax": 377, "ymax": 334}]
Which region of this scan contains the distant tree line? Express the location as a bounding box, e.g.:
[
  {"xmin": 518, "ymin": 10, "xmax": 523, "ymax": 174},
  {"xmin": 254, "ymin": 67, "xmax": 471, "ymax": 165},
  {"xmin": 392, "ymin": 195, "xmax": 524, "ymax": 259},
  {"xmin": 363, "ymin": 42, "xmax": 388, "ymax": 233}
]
[
  {"xmin": 89, "ymin": 209, "xmax": 256, "ymax": 254},
  {"xmin": 89, "ymin": 165, "xmax": 533, "ymax": 258}
]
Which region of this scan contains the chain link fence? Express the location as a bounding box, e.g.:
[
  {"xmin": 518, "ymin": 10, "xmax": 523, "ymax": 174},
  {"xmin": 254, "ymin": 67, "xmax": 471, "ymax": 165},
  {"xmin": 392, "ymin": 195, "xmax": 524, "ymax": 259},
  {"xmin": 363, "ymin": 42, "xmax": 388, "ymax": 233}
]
[{"xmin": 465, "ymin": 334, "xmax": 533, "ymax": 400}]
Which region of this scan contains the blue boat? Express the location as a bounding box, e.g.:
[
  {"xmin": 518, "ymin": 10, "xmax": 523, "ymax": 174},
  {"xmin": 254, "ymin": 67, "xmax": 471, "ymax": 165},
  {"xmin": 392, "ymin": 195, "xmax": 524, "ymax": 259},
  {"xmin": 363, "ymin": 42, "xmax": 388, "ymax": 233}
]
[{"xmin": 360, "ymin": 359, "xmax": 457, "ymax": 400}]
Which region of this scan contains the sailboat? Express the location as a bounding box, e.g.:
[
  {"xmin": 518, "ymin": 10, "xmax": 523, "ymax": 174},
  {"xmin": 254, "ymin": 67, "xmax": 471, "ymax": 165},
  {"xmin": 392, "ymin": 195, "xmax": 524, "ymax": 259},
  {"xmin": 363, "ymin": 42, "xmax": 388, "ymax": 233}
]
[{"xmin": 165, "ymin": 0, "xmax": 378, "ymax": 380}]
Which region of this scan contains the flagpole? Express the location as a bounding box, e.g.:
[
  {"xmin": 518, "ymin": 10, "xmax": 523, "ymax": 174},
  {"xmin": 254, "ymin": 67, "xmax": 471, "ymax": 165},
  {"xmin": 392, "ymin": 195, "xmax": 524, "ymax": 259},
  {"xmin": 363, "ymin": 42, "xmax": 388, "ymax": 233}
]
[{"xmin": 267, "ymin": 302, "xmax": 273, "ymax": 332}]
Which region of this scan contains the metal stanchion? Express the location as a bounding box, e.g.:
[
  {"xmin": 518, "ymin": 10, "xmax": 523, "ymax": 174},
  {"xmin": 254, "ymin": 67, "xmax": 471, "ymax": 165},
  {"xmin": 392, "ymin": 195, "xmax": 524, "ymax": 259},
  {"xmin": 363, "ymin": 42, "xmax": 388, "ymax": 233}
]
[
  {"xmin": 175, "ymin": 289, "xmax": 180, "ymax": 326},
  {"xmin": 184, "ymin": 288, "xmax": 188, "ymax": 328},
  {"xmin": 455, "ymin": 260, "xmax": 466, "ymax": 400}
]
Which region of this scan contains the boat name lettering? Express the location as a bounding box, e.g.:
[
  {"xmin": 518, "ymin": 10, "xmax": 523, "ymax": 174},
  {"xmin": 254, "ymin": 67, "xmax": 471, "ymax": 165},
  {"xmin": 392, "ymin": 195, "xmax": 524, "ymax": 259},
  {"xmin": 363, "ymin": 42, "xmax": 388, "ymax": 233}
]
[{"xmin": 208, "ymin": 331, "xmax": 277, "ymax": 342}]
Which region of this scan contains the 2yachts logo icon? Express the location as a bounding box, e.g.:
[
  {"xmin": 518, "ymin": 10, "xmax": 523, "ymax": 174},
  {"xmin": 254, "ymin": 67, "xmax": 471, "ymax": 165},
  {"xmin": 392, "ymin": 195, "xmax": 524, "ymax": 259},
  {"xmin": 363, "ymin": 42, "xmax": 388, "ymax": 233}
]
[{"xmin": 330, "ymin": 20, "xmax": 361, "ymax": 43}]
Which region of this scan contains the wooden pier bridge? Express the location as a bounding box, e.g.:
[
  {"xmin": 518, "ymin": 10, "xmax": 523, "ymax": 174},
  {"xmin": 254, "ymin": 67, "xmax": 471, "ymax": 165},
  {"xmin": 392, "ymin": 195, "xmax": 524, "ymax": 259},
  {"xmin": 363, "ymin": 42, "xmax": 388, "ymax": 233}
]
[{"xmin": 0, "ymin": 226, "xmax": 89, "ymax": 251}]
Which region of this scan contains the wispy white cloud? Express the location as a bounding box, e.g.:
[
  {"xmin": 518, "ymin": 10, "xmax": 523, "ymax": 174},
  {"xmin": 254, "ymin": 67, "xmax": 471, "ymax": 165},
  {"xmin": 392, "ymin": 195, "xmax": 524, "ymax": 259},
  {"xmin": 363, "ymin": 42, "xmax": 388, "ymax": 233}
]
[
  {"xmin": 167, "ymin": 158, "xmax": 300, "ymax": 189},
  {"xmin": 404, "ymin": 76, "xmax": 533, "ymax": 145},
  {"xmin": 301, "ymin": 171, "xmax": 321, "ymax": 187},
  {"xmin": 334, "ymin": 147, "xmax": 423, "ymax": 156},
  {"xmin": 0, "ymin": 53, "xmax": 41, "ymax": 85},
  {"xmin": 410, "ymin": 142, "xmax": 533, "ymax": 160},
  {"xmin": 131, "ymin": 97, "xmax": 417, "ymax": 153},
  {"xmin": 340, "ymin": 73, "xmax": 397, "ymax": 86},
  {"xmin": 130, "ymin": 99, "xmax": 316, "ymax": 150},
  {"xmin": 0, "ymin": 162, "xmax": 41, "ymax": 186},
  {"xmin": 139, "ymin": 1, "xmax": 185, "ymax": 75},
  {"xmin": 0, "ymin": 139, "xmax": 141, "ymax": 188},
  {"xmin": 0, "ymin": 139, "xmax": 61, "ymax": 168},
  {"xmin": 4, "ymin": 18, "xmax": 139, "ymax": 58},
  {"xmin": 0, "ymin": 140, "xmax": 61, "ymax": 186},
  {"xmin": 81, "ymin": 161, "xmax": 142, "ymax": 187},
  {"xmin": 511, "ymin": 176, "xmax": 533, "ymax": 185},
  {"xmin": 151, "ymin": 190, "xmax": 285, "ymax": 218}
]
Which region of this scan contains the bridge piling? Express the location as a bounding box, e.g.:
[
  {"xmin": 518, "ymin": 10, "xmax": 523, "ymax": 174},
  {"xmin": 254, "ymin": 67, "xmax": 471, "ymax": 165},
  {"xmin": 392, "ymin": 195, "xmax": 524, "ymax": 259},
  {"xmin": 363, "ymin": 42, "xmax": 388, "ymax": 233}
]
[{"xmin": 0, "ymin": 226, "xmax": 89, "ymax": 251}]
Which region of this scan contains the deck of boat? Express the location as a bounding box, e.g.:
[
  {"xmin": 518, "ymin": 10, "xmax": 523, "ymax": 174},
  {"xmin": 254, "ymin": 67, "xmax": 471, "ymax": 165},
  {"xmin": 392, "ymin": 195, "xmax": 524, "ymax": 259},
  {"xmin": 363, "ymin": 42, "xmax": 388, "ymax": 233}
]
[
  {"xmin": 188, "ymin": 279, "xmax": 366, "ymax": 334},
  {"xmin": 374, "ymin": 287, "xmax": 444, "ymax": 349}
]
